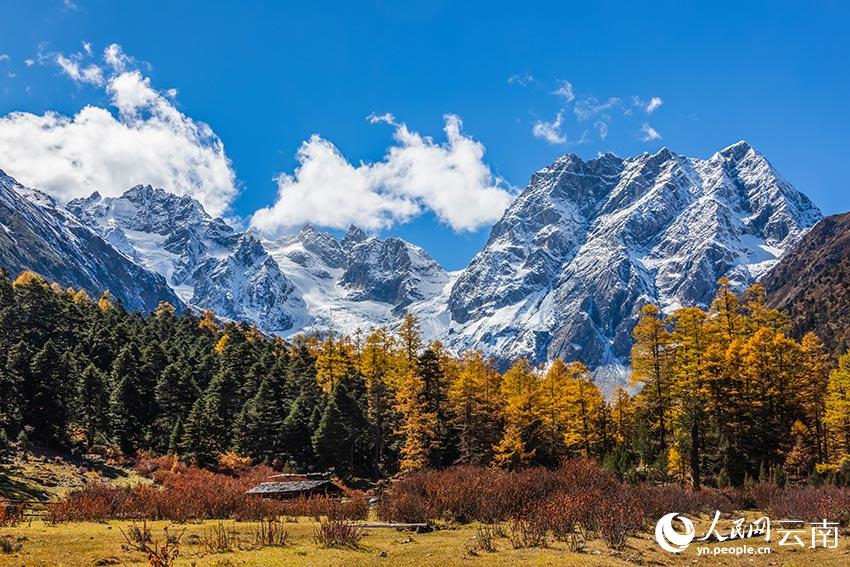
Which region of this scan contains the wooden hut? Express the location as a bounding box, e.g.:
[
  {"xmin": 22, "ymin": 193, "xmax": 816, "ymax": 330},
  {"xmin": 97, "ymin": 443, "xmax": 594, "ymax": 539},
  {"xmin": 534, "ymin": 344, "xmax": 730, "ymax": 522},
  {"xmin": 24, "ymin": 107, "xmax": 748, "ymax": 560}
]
[{"xmin": 245, "ymin": 472, "xmax": 344, "ymax": 499}]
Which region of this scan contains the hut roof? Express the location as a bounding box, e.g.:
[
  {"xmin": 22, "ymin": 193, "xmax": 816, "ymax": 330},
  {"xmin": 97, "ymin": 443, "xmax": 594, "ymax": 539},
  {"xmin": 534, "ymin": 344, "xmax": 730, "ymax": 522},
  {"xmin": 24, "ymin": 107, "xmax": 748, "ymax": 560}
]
[{"xmin": 245, "ymin": 479, "xmax": 338, "ymax": 496}]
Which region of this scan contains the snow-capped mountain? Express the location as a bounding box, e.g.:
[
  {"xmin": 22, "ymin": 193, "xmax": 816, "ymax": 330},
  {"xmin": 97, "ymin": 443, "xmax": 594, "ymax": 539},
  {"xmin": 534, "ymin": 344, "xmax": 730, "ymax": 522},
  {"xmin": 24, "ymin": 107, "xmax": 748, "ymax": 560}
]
[
  {"xmin": 262, "ymin": 224, "xmax": 451, "ymax": 336},
  {"xmin": 445, "ymin": 141, "xmax": 821, "ymax": 389},
  {"xmin": 65, "ymin": 186, "xmax": 451, "ymax": 337},
  {"xmin": 0, "ymin": 141, "xmax": 821, "ymax": 391},
  {"xmin": 0, "ymin": 170, "xmax": 181, "ymax": 312},
  {"xmin": 66, "ymin": 186, "xmax": 302, "ymax": 333}
]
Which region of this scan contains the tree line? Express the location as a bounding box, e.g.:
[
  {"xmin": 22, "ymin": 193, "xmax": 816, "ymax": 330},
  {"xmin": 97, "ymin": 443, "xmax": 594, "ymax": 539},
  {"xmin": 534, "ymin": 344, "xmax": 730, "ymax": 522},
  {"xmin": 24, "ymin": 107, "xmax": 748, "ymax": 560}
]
[{"xmin": 2, "ymin": 269, "xmax": 850, "ymax": 488}]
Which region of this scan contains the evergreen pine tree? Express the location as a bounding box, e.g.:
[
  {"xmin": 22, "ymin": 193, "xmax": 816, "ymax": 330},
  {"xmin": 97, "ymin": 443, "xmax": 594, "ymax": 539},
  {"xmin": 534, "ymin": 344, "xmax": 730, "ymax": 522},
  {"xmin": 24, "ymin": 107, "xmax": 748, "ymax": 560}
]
[{"xmin": 76, "ymin": 364, "xmax": 110, "ymax": 448}]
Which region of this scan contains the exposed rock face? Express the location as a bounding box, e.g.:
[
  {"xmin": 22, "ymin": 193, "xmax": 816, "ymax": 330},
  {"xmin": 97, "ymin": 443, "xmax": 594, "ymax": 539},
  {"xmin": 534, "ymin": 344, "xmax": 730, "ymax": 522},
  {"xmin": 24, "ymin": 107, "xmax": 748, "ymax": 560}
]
[
  {"xmin": 67, "ymin": 185, "xmax": 301, "ymax": 332},
  {"xmin": 263, "ymin": 224, "xmax": 450, "ymax": 335},
  {"xmin": 0, "ymin": 170, "xmax": 181, "ymax": 312},
  {"xmin": 67, "ymin": 187, "xmax": 450, "ymax": 336},
  {"xmin": 444, "ymin": 142, "xmax": 820, "ymax": 389},
  {"xmin": 762, "ymin": 211, "xmax": 850, "ymax": 355}
]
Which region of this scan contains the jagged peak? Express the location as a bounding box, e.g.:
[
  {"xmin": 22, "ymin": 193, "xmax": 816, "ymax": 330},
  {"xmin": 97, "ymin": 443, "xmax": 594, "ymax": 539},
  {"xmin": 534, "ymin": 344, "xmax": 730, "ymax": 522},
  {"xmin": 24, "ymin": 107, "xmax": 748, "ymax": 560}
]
[
  {"xmin": 715, "ymin": 140, "xmax": 760, "ymax": 164},
  {"xmin": 343, "ymin": 224, "xmax": 367, "ymax": 242},
  {"xmin": 721, "ymin": 139, "xmax": 753, "ymax": 153},
  {"xmin": 299, "ymin": 223, "xmax": 320, "ymax": 235},
  {"xmin": 122, "ymin": 185, "xmax": 204, "ymax": 209}
]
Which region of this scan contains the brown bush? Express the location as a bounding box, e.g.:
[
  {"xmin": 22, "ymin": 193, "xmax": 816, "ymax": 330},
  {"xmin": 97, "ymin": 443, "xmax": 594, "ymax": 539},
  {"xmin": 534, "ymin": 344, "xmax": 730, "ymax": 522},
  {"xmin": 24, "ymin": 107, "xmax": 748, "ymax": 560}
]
[
  {"xmin": 49, "ymin": 460, "xmax": 364, "ymax": 523},
  {"xmin": 0, "ymin": 502, "xmax": 23, "ymax": 527},
  {"xmin": 252, "ymin": 519, "xmax": 289, "ymax": 547},
  {"xmin": 591, "ymin": 487, "xmax": 646, "ymax": 550},
  {"xmin": 201, "ymin": 522, "xmax": 237, "ymax": 553},
  {"xmin": 507, "ymin": 517, "xmax": 548, "ymax": 548},
  {"xmin": 765, "ymin": 486, "xmax": 850, "ymax": 524},
  {"xmin": 119, "ymin": 523, "xmax": 183, "ymax": 567},
  {"xmin": 313, "ymin": 519, "xmax": 363, "ymax": 549},
  {"xmin": 0, "ymin": 535, "xmax": 23, "ymax": 554},
  {"xmin": 474, "ymin": 524, "xmax": 498, "ymax": 553}
]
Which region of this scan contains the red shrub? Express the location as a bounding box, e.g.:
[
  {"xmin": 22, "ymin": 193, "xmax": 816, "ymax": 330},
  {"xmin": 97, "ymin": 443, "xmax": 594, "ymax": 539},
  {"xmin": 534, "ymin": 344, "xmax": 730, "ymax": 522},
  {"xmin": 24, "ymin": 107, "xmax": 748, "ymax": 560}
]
[
  {"xmin": 49, "ymin": 461, "xmax": 363, "ymax": 523},
  {"xmin": 766, "ymin": 486, "xmax": 850, "ymax": 524}
]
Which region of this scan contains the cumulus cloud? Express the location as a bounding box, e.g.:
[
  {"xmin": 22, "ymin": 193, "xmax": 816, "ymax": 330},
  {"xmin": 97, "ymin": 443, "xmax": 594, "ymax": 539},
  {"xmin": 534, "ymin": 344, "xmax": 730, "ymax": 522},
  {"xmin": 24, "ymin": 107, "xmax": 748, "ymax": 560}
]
[
  {"xmin": 531, "ymin": 111, "xmax": 567, "ymax": 144},
  {"xmin": 56, "ymin": 53, "xmax": 104, "ymax": 86},
  {"xmin": 0, "ymin": 54, "xmax": 9, "ymax": 62},
  {"xmin": 0, "ymin": 44, "xmax": 236, "ymax": 216},
  {"xmin": 638, "ymin": 123, "xmax": 661, "ymax": 141},
  {"xmin": 104, "ymin": 43, "xmax": 131, "ymax": 72},
  {"xmin": 250, "ymin": 115, "xmax": 513, "ymax": 233},
  {"xmin": 645, "ymin": 96, "xmax": 663, "ymax": 113}
]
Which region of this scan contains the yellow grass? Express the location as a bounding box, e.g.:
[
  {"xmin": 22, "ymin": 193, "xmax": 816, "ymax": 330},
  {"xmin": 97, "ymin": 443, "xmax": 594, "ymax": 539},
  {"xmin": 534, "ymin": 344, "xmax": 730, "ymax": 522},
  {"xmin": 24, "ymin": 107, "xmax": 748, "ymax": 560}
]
[{"xmin": 2, "ymin": 518, "xmax": 850, "ymax": 566}]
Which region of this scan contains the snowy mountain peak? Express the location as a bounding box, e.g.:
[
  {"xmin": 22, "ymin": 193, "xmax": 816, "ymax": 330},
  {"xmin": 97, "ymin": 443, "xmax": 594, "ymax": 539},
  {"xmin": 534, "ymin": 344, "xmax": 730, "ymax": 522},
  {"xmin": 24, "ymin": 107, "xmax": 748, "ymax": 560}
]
[
  {"xmin": 341, "ymin": 224, "xmax": 368, "ymax": 251},
  {"xmin": 444, "ymin": 142, "xmax": 821, "ymax": 391},
  {"xmin": 0, "ymin": 170, "xmax": 181, "ymax": 312}
]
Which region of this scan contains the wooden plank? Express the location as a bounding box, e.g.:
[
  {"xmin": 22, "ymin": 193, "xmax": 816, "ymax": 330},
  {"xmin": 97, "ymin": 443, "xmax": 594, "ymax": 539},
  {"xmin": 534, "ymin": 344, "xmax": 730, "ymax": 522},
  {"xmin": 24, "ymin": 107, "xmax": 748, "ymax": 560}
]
[{"xmin": 346, "ymin": 522, "xmax": 432, "ymax": 532}]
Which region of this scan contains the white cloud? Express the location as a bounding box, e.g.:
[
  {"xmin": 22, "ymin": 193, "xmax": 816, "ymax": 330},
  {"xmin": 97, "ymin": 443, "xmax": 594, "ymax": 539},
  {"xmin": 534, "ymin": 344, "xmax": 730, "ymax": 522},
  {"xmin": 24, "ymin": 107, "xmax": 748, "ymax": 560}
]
[
  {"xmin": 55, "ymin": 53, "xmax": 104, "ymax": 86},
  {"xmin": 63, "ymin": 0, "xmax": 78, "ymax": 11},
  {"xmin": 250, "ymin": 115, "xmax": 513, "ymax": 233},
  {"xmin": 595, "ymin": 120, "xmax": 608, "ymax": 140},
  {"xmin": 367, "ymin": 112, "xmax": 395, "ymax": 125},
  {"xmin": 82, "ymin": 41, "xmax": 93, "ymax": 56},
  {"xmin": 573, "ymin": 97, "xmax": 620, "ymax": 121},
  {"xmin": 531, "ymin": 111, "xmax": 567, "ymax": 144},
  {"xmin": 0, "ymin": 44, "xmax": 236, "ymax": 216},
  {"xmin": 104, "ymin": 43, "xmax": 131, "ymax": 72},
  {"xmin": 552, "ymin": 80, "xmax": 575, "ymax": 102},
  {"xmin": 507, "ymin": 73, "xmax": 533, "ymax": 86},
  {"xmin": 645, "ymin": 96, "xmax": 663, "ymax": 113},
  {"xmin": 24, "ymin": 58, "xmax": 34, "ymax": 67},
  {"xmin": 0, "ymin": 54, "xmax": 9, "ymax": 62},
  {"xmin": 638, "ymin": 123, "xmax": 661, "ymax": 141}
]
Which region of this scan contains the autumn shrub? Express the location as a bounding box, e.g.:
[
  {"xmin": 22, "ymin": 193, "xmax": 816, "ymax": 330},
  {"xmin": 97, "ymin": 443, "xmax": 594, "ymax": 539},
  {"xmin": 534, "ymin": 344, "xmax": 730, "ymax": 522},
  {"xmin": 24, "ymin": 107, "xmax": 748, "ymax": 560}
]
[
  {"xmin": 527, "ymin": 491, "xmax": 590, "ymax": 550},
  {"xmin": 252, "ymin": 519, "xmax": 290, "ymax": 547},
  {"xmin": 378, "ymin": 463, "xmax": 569, "ymax": 524},
  {"xmin": 313, "ymin": 519, "xmax": 363, "ymax": 549},
  {"xmin": 765, "ymin": 486, "xmax": 850, "ymax": 524},
  {"xmin": 201, "ymin": 522, "xmax": 237, "ymax": 553},
  {"xmin": 474, "ymin": 524, "xmax": 498, "ymax": 553},
  {"xmin": 747, "ymin": 482, "xmax": 782, "ymax": 511},
  {"xmin": 507, "ymin": 517, "xmax": 548, "ymax": 548},
  {"xmin": 216, "ymin": 452, "xmax": 254, "ymax": 475},
  {"xmin": 376, "ymin": 489, "xmax": 430, "ymax": 524},
  {"xmin": 126, "ymin": 520, "xmax": 153, "ymax": 545},
  {"xmin": 0, "ymin": 502, "xmax": 23, "ymax": 527},
  {"xmin": 0, "ymin": 535, "xmax": 23, "ymax": 554},
  {"xmin": 590, "ymin": 487, "xmax": 646, "ymax": 550},
  {"xmin": 120, "ymin": 524, "xmax": 183, "ymax": 567}
]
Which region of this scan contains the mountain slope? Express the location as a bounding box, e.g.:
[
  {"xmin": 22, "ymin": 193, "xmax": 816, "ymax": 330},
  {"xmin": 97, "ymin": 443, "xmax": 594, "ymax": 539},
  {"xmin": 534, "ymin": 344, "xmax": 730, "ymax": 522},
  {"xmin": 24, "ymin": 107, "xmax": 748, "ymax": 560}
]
[
  {"xmin": 67, "ymin": 188, "xmax": 451, "ymax": 337},
  {"xmin": 762, "ymin": 211, "xmax": 850, "ymax": 355},
  {"xmin": 445, "ymin": 141, "xmax": 821, "ymax": 388},
  {"xmin": 67, "ymin": 186, "xmax": 303, "ymax": 332},
  {"xmin": 263, "ymin": 224, "xmax": 451, "ymax": 336},
  {"xmin": 0, "ymin": 170, "xmax": 181, "ymax": 312}
]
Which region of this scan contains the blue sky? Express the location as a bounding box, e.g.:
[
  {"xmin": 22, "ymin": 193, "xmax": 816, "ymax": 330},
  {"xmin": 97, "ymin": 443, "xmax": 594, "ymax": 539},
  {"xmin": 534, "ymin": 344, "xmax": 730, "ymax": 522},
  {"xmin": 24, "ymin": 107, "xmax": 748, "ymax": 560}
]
[{"xmin": 0, "ymin": 0, "xmax": 848, "ymax": 269}]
